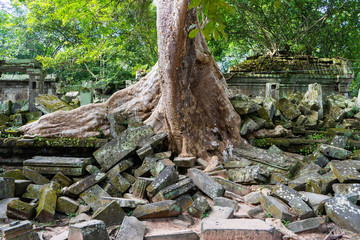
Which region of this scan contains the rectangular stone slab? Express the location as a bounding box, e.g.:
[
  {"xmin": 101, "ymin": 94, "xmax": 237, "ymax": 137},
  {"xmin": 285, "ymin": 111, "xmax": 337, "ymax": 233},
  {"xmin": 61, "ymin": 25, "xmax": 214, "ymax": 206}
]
[
  {"xmin": 188, "ymin": 168, "xmax": 224, "ymax": 199},
  {"xmin": 201, "ymin": 219, "xmax": 281, "ymax": 240},
  {"xmin": 23, "ymin": 156, "xmax": 91, "ymax": 176}
]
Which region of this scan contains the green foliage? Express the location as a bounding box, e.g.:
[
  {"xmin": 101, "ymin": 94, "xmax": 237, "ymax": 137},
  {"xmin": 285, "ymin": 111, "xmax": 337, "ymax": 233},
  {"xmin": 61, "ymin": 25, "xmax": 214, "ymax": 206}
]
[
  {"xmin": 201, "ymin": 209, "xmax": 211, "ymax": 219},
  {"xmin": 281, "ymin": 219, "xmax": 290, "ymax": 227}
]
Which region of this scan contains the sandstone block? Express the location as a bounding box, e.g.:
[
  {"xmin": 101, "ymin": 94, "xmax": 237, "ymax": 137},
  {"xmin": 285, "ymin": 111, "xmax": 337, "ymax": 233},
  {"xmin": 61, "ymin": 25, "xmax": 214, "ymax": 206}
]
[{"xmin": 68, "ymin": 219, "xmax": 109, "ymax": 240}]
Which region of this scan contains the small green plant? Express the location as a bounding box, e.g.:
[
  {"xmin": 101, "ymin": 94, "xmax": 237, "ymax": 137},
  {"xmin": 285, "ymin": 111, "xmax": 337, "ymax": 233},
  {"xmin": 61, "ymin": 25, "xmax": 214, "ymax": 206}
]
[
  {"xmin": 266, "ymin": 212, "xmax": 272, "ymax": 218},
  {"xmin": 68, "ymin": 212, "xmax": 78, "ymax": 218},
  {"xmin": 201, "ymin": 209, "xmax": 211, "ymax": 219},
  {"xmin": 80, "ymin": 201, "xmax": 85, "ymax": 205},
  {"xmin": 281, "ymin": 219, "xmax": 290, "ymax": 227},
  {"xmin": 128, "ymin": 210, "xmax": 133, "ymax": 216},
  {"xmin": 97, "ymin": 128, "xmax": 104, "ymax": 138}
]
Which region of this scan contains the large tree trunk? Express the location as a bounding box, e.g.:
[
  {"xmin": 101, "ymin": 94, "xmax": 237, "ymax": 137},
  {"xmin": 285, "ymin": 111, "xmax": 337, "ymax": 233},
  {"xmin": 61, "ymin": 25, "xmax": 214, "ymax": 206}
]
[{"xmin": 19, "ymin": 0, "xmax": 242, "ymax": 160}]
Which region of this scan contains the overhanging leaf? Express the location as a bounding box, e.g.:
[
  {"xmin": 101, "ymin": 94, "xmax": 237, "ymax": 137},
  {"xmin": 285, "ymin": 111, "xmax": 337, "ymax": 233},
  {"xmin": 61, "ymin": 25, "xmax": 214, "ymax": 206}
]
[{"xmin": 189, "ymin": 28, "xmax": 199, "ymax": 39}]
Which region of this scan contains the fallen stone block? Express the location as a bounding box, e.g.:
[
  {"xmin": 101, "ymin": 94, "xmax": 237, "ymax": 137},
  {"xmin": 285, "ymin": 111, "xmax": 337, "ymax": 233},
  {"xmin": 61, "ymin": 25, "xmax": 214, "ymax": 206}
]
[
  {"xmin": 244, "ymin": 191, "xmax": 261, "ymax": 204},
  {"xmin": 52, "ymin": 172, "xmax": 72, "ymax": 187},
  {"xmin": 309, "ymin": 151, "xmax": 329, "ymax": 168},
  {"xmin": 0, "ymin": 169, "xmax": 26, "ymax": 180},
  {"xmin": 213, "ymin": 197, "xmax": 239, "ymax": 211},
  {"xmin": 318, "ymin": 144, "xmax": 352, "ymax": 160},
  {"xmin": 35, "ymin": 94, "xmax": 74, "ymax": 114},
  {"xmin": 330, "ymin": 160, "xmax": 360, "ymax": 183},
  {"xmin": 152, "ymin": 178, "xmax": 195, "ymax": 202},
  {"xmin": 213, "ymin": 177, "xmax": 251, "ymax": 196},
  {"xmin": 116, "ymin": 216, "xmax": 146, "ymax": 240},
  {"xmin": 62, "ymin": 172, "xmax": 106, "ymax": 196},
  {"xmin": 270, "ymin": 173, "xmax": 289, "ymax": 185},
  {"xmin": 331, "ymin": 135, "xmax": 348, "ymax": 148},
  {"xmin": 175, "ymin": 194, "xmax": 194, "ymax": 212},
  {"xmin": 68, "ymin": 219, "xmax": 109, "ymax": 240},
  {"xmin": 107, "ymin": 159, "xmax": 134, "ymax": 179},
  {"xmin": 107, "ymin": 173, "xmax": 131, "ymax": 193},
  {"xmin": 305, "ymin": 171, "xmax": 338, "ymax": 195},
  {"xmin": 188, "ymin": 195, "xmax": 210, "ymax": 218},
  {"xmin": 260, "ymin": 195, "xmax": 295, "ymax": 222},
  {"xmin": 92, "ymin": 200, "xmax": 125, "ymax": 227},
  {"xmin": 174, "ymin": 157, "xmax": 196, "ymax": 168},
  {"xmin": 146, "ymin": 165, "xmax": 178, "ymax": 198},
  {"xmin": 286, "ymin": 217, "xmax": 326, "ymax": 233},
  {"xmin": 93, "ymin": 125, "xmax": 155, "ymax": 171},
  {"xmin": 79, "ymin": 184, "xmax": 111, "ymax": 212},
  {"xmin": 103, "ymin": 181, "xmax": 122, "ymax": 198},
  {"xmin": 247, "ymin": 205, "xmax": 266, "ymax": 220},
  {"xmin": 201, "ymin": 219, "xmax": 281, "ymax": 240},
  {"xmin": 288, "ymin": 172, "xmax": 321, "ymax": 191},
  {"xmin": 223, "ymin": 160, "xmax": 252, "ymax": 169},
  {"xmin": 22, "ymin": 169, "xmax": 50, "ymax": 185},
  {"xmin": 0, "ymin": 198, "xmax": 18, "ymax": 221},
  {"xmin": 145, "ymin": 230, "xmax": 199, "ymax": 240},
  {"xmin": 134, "ymin": 156, "xmax": 159, "ymax": 177},
  {"xmin": 132, "ymin": 177, "xmax": 153, "ymax": 199},
  {"xmin": 56, "ymin": 196, "xmax": 79, "ymax": 215},
  {"xmin": 288, "ymin": 197, "xmax": 316, "ymax": 220},
  {"xmin": 0, "ymin": 177, "xmax": 15, "ymax": 199},
  {"xmin": 6, "ymin": 199, "xmax": 36, "ymax": 220},
  {"xmin": 333, "ymin": 183, "xmax": 360, "ymax": 200},
  {"xmin": 132, "ymin": 200, "xmax": 181, "ymax": 219},
  {"xmin": 136, "ymin": 144, "xmax": 154, "ymax": 160},
  {"xmin": 299, "ymin": 191, "xmax": 330, "ymax": 213},
  {"xmin": 325, "ymin": 196, "xmax": 360, "ymax": 233},
  {"xmin": 23, "ymin": 156, "xmax": 91, "ymax": 176},
  {"xmin": 35, "ymin": 188, "xmax": 57, "ymax": 222},
  {"xmin": 188, "ymin": 168, "xmax": 224, "ymax": 199},
  {"xmin": 102, "ymin": 197, "xmax": 147, "ymax": 208},
  {"xmin": 22, "ymin": 184, "xmax": 44, "ymax": 200},
  {"xmin": 232, "ymin": 100, "xmax": 260, "ymax": 115},
  {"xmin": 2, "ymin": 220, "xmax": 39, "ymax": 240},
  {"xmin": 240, "ymin": 116, "xmax": 260, "ymax": 135},
  {"xmin": 206, "ymin": 206, "xmax": 234, "ymax": 220},
  {"xmin": 85, "ymin": 165, "xmax": 101, "ymax": 175},
  {"xmin": 271, "ymin": 183, "xmax": 308, "ymax": 203}
]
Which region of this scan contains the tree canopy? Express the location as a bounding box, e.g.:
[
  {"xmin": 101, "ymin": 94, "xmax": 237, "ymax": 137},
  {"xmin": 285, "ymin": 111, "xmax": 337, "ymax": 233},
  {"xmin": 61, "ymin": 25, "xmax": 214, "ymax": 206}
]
[{"xmin": 1, "ymin": 0, "xmax": 359, "ymax": 91}]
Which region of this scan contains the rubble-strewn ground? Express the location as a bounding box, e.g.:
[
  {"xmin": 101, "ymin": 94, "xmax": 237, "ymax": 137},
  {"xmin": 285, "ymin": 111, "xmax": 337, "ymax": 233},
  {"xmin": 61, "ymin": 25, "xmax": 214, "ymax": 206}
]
[{"xmin": 1, "ymin": 84, "xmax": 360, "ymax": 239}]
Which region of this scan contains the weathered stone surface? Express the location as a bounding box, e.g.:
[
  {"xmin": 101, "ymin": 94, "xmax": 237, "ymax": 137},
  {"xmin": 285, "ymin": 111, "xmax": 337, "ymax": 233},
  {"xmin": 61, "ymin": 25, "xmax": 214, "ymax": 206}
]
[
  {"xmin": 331, "ymin": 135, "xmax": 348, "ymax": 148},
  {"xmin": 174, "ymin": 157, "xmax": 196, "ymax": 168},
  {"xmin": 22, "ymin": 169, "xmax": 50, "ymax": 185},
  {"xmin": 93, "ymin": 125, "xmax": 155, "ymax": 171},
  {"xmin": 244, "ymin": 191, "xmax": 261, "ymax": 204},
  {"xmin": 289, "ymin": 171, "xmax": 321, "ymax": 191},
  {"xmin": 107, "ymin": 158, "xmax": 134, "ymax": 179},
  {"xmin": 0, "ymin": 100, "xmax": 12, "ymax": 116},
  {"xmin": 91, "ymin": 200, "xmax": 125, "ymax": 227},
  {"xmin": 52, "ymin": 172, "xmax": 72, "ymax": 187},
  {"xmin": 309, "ymin": 151, "xmax": 329, "ymax": 168},
  {"xmin": 68, "ymin": 219, "xmax": 109, "ymax": 240},
  {"xmin": 0, "ymin": 169, "xmax": 26, "ymax": 180},
  {"xmin": 330, "ymin": 160, "xmax": 360, "ymax": 183},
  {"xmin": 333, "ymin": 183, "xmax": 360, "ymax": 200},
  {"xmin": 134, "ymin": 156, "xmax": 159, "ymax": 177},
  {"xmin": 240, "ymin": 117, "xmax": 260, "ymax": 135},
  {"xmin": 56, "ymin": 196, "xmax": 79, "ymax": 215},
  {"xmin": 116, "ymin": 216, "xmax": 146, "ymax": 240},
  {"xmin": 271, "ymin": 183, "xmax": 308, "ymax": 203},
  {"xmin": 147, "ymin": 165, "xmax": 178, "ymax": 198},
  {"xmin": 35, "ymin": 94, "xmax": 74, "ymax": 114},
  {"xmin": 300, "ymin": 191, "xmax": 330, "ymax": 213},
  {"xmin": 152, "ymin": 178, "xmax": 195, "ymax": 202},
  {"xmin": 102, "ymin": 182, "xmax": 122, "ymax": 198},
  {"xmin": 0, "ymin": 177, "xmax": 15, "ymax": 199},
  {"xmin": 247, "ymin": 205, "xmax": 266, "ymax": 220},
  {"xmin": 232, "ymin": 100, "xmax": 260, "ymax": 115},
  {"xmin": 213, "ymin": 177, "xmax": 251, "ymax": 196},
  {"xmin": 24, "ymin": 156, "xmax": 91, "ymax": 176},
  {"xmin": 270, "ymin": 173, "xmax": 289, "ymax": 185},
  {"xmin": 62, "ymin": 172, "xmax": 106, "ymax": 196},
  {"xmin": 223, "ymin": 160, "xmax": 251, "ymax": 169},
  {"xmin": 35, "ymin": 188, "xmax": 57, "ymax": 222},
  {"xmin": 318, "ymin": 144, "xmax": 351, "ymax": 159},
  {"xmin": 108, "ymin": 173, "xmax": 131, "ymax": 193},
  {"xmin": 6, "ymin": 199, "xmax": 36, "ymax": 220},
  {"xmin": 287, "ymin": 217, "xmax": 326, "ymax": 233},
  {"xmin": 132, "ymin": 200, "xmax": 181, "ymax": 219},
  {"xmin": 86, "ymin": 165, "xmax": 101, "ymax": 175},
  {"xmin": 275, "ymin": 98, "xmax": 301, "ymax": 120},
  {"xmin": 260, "ymin": 195, "xmax": 295, "ymax": 221},
  {"xmin": 188, "ymin": 195, "xmax": 210, "ymax": 218},
  {"xmin": 22, "ymin": 184, "xmax": 44, "ymax": 200},
  {"xmin": 288, "ymin": 197, "xmax": 316, "ymax": 220},
  {"xmin": 0, "ymin": 197, "xmax": 18, "ymax": 221},
  {"xmin": 213, "ymin": 197, "xmax": 239, "ymax": 211},
  {"xmin": 145, "ymin": 230, "xmax": 199, "ymax": 240},
  {"xmin": 15, "ymin": 179, "xmax": 31, "ymax": 197},
  {"xmin": 136, "ymin": 144, "xmax": 154, "ymax": 160},
  {"xmin": 172, "ymin": 196, "xmax": 192, "ymax": 215},
  {"xmin": 206, "ymin": 206, "xmax": 234, "ymax": 220},
  {"xmin": 1, "ymin": 220, "xmax": 39, "ymax": 240},
  {"xmin": 188, "ymin": 168, "xmax": 224, "ymax": 199},
  {"xmin": 201, "ymin": 219, "xmax": 281, "ymax": 240},
  {"xmin": 79, "ymin": 184, "xmax": 111, "ymax": 212},
  {"xmin": 132, "ymin": 177, "xmax": 153, "ymax": 199},
  {"xmin": 228, "ymin": 165, "xmax": 269, "ymax": 184},
  {"xmin": 306, "ymin": 171, "xmax": 338, "ymax": 195},
  {"xmin": 102, "ymin": 197, "xmax": 147, "ymax": 208},
  {"xmin": 325, "ymin": 196, "xmax": 360, "ymax": 233}
]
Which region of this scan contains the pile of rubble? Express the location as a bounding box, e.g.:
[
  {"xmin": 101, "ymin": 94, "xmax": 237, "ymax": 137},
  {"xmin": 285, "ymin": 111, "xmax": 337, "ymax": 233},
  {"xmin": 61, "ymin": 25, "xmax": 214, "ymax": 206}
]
[
  {"xmin": 232, "ymin": 83, "xmax": 360, "ymax": 137},
  {"xmin": 0, "ymin": 118, "xmax": 359, "ymax": 239}
]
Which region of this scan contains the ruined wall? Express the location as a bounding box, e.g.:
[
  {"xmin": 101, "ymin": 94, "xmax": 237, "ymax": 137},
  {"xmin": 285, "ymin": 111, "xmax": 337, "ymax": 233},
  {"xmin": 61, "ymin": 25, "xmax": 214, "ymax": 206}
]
[{"xmin": 225, "ymin": 56, "xmax": 354, "ymax": 98}]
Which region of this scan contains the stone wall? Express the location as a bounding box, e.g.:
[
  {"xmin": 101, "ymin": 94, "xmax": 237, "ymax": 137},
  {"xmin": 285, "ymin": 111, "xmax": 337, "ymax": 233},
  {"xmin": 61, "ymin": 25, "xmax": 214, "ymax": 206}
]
[{"xmin": 225, "ymin": 56, "xmax": 354, "ymax": 98}]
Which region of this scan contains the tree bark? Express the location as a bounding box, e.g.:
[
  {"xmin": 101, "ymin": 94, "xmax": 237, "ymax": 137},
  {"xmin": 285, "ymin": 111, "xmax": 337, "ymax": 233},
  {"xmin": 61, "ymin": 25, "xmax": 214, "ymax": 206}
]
[{"xmin": 19, "ymin": 0, "xmax": 242, "ymax": 160}]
